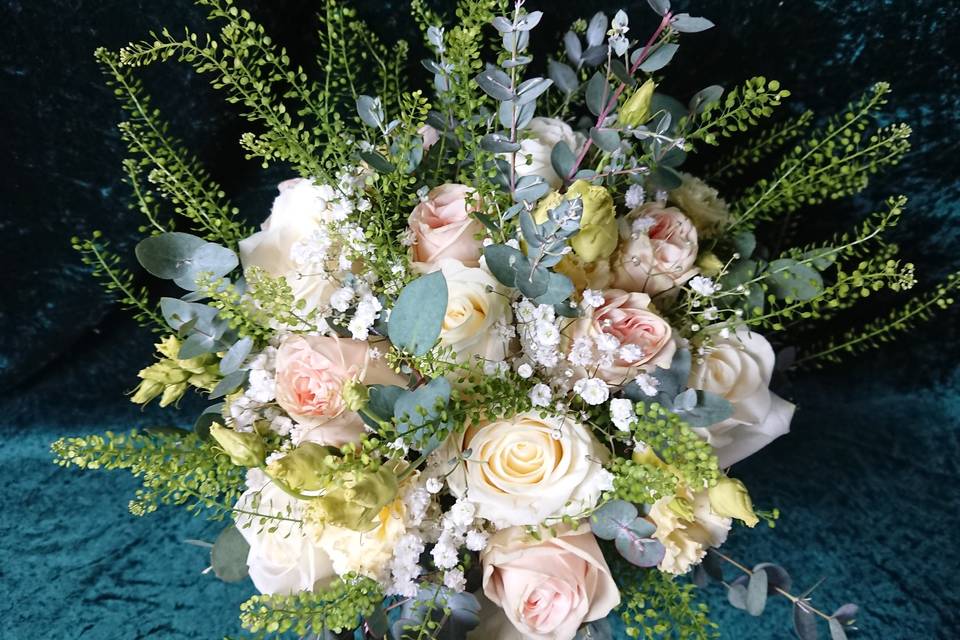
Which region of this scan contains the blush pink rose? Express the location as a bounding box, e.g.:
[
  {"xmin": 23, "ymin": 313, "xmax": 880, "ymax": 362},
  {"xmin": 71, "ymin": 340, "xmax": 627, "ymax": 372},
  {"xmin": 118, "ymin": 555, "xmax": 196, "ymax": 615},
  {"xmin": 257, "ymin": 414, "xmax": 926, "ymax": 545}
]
[
  {"xmin": 611, "ymin": 203, "xmax": 699, "ymax": 296},
  {"xmin": 274, "ymin": 334, "xmax": 404, "ymax": 446},
  {"xmin": 476, "ymin": 525, "xmax": 620, "ymax": 640},
  {"xmin": 408, "ymin": 183, "xmax": 484, "ymax": 267},
  {"xmin": 567, "ymin": 289, "xmax": 676, "ymax": 384}
]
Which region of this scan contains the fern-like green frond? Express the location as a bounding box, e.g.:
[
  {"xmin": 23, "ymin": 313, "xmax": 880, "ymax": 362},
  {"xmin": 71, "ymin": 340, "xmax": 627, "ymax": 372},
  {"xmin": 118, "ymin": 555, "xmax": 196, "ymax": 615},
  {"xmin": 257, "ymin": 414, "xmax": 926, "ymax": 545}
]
[
  {"xmin": 682, "ymin": 77, "xmax": 791, "ymax": 148},
  {"xmin": 704, "ymin": 109, "xmax": 814, "ymax": 181},
  {"xmin": 618, "ymin": 568, "xmax": 719, "ymax": 640}
]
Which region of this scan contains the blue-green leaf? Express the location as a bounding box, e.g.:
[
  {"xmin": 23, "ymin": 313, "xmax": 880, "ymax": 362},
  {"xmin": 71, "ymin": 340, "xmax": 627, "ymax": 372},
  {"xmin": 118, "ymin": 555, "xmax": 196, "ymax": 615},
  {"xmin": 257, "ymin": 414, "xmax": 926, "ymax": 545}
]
[
  {"xmin": 766, "ymin": 259, "xmax": 823, "ymax": 301},
  {"xmin": 210, "ymin": 369, "xmax": 248, "ymax": 400},
  {"xmin": 586, "ymin": 72, "xmax": 611, "ymax": 117},
  {"xmin": 690, "ymin": 85, "xmax": 725, "ymax": 114},
  {"xmin": 551, "ymin": 140, "xmax": 576, "ymax": 182},
  {"xmin": 590, "ymin": 127, "xmax": 621, "ymax": 152},
  {"xmin": 356, "ymin": 95, "xmax": 384, "ymax": 128},
  {"xmin": 210, "ymin": 525, "xmax": 249, "ymax": 583},
  {"xmin": 193, "ymin": 403, "xmax": 224, "ymax": 438},
  {"xmin": 514, "ymin": 175, "xmax": 551, "ymax": 203},
  {"xmin": 515, "ymin": 77, "xmax": 553, "ymax": 105},
  {"xmin": 614, "ymin": 527, "xmax": 665, "ymax": 567},
  {"xmin": 793, "ymin": 602, "xmax": 819, "ymax": 640},
  {"xmin": 671, "ymin": 13, "xmax": 715, "ymax": 33},
  {"xmin": 475, "ymin": 67, "xmax": 514, "ymax": 101},
  {"xmin": 828, "ymin": 619, "xmax": 848, "ymax": 640},
  {"xmin": 135, "ymin": 232, "xmax": 206, "ymax": 280},
  {"xmin": 585, "ymin": 12, "xmax": 608, "ymax": 47},
  {"xmin": 746, "ymin": 569, "xmax": 768, "ymax": 616},
  {"xmin": 590, "ymin": 500, "xmax": 638, "ymax": 540},
  {"xmin": 548, "ymin": 59, "xmax": 578, "ymax": 95},
  {"xmin": 638, "ymin": 43, "xmax": 679, "ymax": 73},
  {"xmin": 388, "ymin": 272, "xmax": 448, "ymax": 356},
  {"xmin": 172, "ymin": 242, "xmax": 239, "ymax": 290},
  {"xmin": 219, "ymin": 337, "xmax": 253, "ymax": 375},
  {"xmin": 647, "ymin": 0, "xmax": 671, "ymax": 17}
]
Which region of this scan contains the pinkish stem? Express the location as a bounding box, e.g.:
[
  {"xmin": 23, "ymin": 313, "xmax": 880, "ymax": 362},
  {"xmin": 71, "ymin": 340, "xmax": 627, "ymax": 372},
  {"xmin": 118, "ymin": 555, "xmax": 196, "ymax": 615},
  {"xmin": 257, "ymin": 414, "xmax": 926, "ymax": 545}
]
[{"xmin": 565, "ymin": 12, "xmax": 673, "ymax": 182}]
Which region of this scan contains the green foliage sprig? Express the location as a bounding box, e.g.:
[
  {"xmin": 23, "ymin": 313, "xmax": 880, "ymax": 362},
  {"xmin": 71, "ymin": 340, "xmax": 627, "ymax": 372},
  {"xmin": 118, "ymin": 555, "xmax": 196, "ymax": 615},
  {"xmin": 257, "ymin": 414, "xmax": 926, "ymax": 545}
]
[
  {"xmin": 704, "ymin": 109, "xmax": 814, "ymax": 181},
  {"xmin": 731, "ymin": 82, "xmax": 911, "ymax": 229},
  {"xmin": 632, "ymin": 402, "xmax": 721, "ymax": 489},
  {"xmin": 239, "ymin": 574, "xmax": 383, "ymax": 636},
  {"xmin": 197, "ymin": 267, "xmax": 308, "ymax": 343},
  {"xmin": 95, "ymin": 47, "xmax": 248, "ymax": 246},
  {"xmin": 619, "ymin": 568, "xmax": 719, "ymax": 640},
  {"xmin": 71, "ymin": 232, "xmax": 165, "ymax": 331},
  {"xmin": 682, "ymin": 77, "xmax": 791, "ymax": 148},
  {"xmin": 51, "ymin": 429, "xmax": 245, "ymax": 519}
]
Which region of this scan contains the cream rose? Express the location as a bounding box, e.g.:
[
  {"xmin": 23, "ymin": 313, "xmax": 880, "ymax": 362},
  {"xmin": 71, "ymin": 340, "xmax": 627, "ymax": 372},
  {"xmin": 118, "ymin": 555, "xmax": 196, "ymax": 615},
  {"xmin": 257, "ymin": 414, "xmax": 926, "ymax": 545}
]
[
  {"xmin": 648, "ymin": 487, "xmax": 731, "ymax": 575},
  {"xmin": 408, "ymin": 184, "xmax": 485, "ymax": 267},
  {"xmin": 510, "ymin": 117, "xmax": 583, "ymax": 189},
  {"xmin": 567, "ymin": 289, "xmax": 676, "ymax": 384},
  {"xmin": 474, "ymin": 525, "xmax": 620, "ymax": 640},
  {"xmin": 444, "ymin": 412, "xmax": 607, "ymax": 527},
  {"xmin": 274, "ymin": 334, "xmax": 405, "ymax": 445},
  {"xmin": 310, "ymin": 497, "xmax": 407, "ymax": 582},
  {"xmin": 611, "ymin": 204, "xmax": 699, "ymax": 296},
  {"xmin": 239, "ymin": 178, "xmax": 343, "ymax": 312},
  {"xmin": 669, "ymin": 172, "xmax": 731, "ymax": 237},
  {"xmin": 688, "ymin": 328, "xmax": 794, "ymax": 467},
  {"xmin": 234, "ymin": 480, "xmax": 335, "ymax": 595},
  {"xmin": 428, "ymin": 258, "xmax": 513, "ymax": 363}
]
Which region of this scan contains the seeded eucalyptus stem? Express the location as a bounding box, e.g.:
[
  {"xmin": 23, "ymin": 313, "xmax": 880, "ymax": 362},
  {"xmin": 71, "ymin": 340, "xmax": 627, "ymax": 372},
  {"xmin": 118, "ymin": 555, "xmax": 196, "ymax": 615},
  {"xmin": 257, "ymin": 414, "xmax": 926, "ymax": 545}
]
[
  {"xmin": 564, "ymin": 11, "xmax": 673, "ymax": 183},
  {"xmin": 711, "ymin": 550, "xmax": 835, "ymax": 622}
]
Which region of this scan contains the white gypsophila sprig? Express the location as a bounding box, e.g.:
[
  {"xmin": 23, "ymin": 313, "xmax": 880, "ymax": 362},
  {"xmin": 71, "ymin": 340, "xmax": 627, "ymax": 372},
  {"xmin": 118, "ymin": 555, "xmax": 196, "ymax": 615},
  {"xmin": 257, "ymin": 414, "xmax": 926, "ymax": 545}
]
[
  {"xmin": 573, "ymin": 377, "xmax": 610, "ymax": 405},
  {"xmin": 610, "ymin": 397, "xmax": 637, "ymax": 431},
  {"xmin": 625, "ymin": 183, "xmax": 646, "ymax": 209}
]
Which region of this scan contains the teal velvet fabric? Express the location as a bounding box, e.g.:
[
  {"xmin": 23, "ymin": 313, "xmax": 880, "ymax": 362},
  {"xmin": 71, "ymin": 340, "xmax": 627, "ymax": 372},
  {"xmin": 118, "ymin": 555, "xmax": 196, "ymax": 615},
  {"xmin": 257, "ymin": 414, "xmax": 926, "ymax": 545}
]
[{"xmin": 2, "ymin": 1, "xmax": 959, "ymax": 638}]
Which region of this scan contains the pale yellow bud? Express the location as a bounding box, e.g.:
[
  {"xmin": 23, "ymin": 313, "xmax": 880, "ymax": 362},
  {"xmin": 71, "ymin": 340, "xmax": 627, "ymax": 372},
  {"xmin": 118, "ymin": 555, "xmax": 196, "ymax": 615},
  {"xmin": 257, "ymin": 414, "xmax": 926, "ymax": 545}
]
[
  {"xmin": 159, "ymin": 382, "xmax": 188, "ymax": 407},
  {"xmin": 619, "ymin": 79, "xmax": 656, "ymax": 128},
  {"xmin": 696, "ymin": 252, "xmax": 724, "ymax": 277},
  {"xmin": 708, "ymin": 477, "xmax": 759, "ymax": 527},
  {"xmin": 209, "ymin": 423, "xmax": 266, "ymax": 468},
  {"xmin": 266, "ymin": 443, "xmax": 335, "ymax": 492},
  {"xmin": 342, "ymin": 379, "xmax": 370, "ymax": 412}
]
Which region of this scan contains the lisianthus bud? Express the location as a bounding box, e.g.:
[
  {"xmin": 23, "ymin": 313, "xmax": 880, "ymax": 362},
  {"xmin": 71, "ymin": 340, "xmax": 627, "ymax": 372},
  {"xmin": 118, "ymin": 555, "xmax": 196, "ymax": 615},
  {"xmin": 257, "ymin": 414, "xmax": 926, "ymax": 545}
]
[
  {"xmin": 535, "ymin": 180, "xmax": 618, "ymax": 263},
  {"xmin": 310, "ymin": 467, "xmax": 399, "ymax": 531},
  {"xmin": 708, "ymin": 477, "xmax": 759, "ymax": 527},
  {"xmin": 696, "ymin": 251, "xmax": 724, "ymax": 277},
  {"xmin": 130, "ymin": 379, "xmax": 164, "ymax": 405},
  {"xmin": 620, "ymin": 79, "xmax": 655, "ymax": 128},
  {"xmin": 159, "ymin": 382, "xmax": 188, "ymax": 408},
  {"xmin": 266, "ymin": 443, "xmax": 335, "ymax": 492},
  {"xmin": 341, "ymin": 378, "xmax": 370, "ymax": 412},
  {"xmin": 210, "ymin": 423, "xmax": 266, "ymax": 468}
]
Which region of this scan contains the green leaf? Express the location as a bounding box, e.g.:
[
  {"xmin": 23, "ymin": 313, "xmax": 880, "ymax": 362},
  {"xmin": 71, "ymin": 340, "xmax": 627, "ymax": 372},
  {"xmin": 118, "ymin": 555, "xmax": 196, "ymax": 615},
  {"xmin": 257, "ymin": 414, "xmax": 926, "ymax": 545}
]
[
  {"xmin": 481, "ymin": 133, "xmax": 521, "ymax": 153},
  {"xmin": 515, "ymin": 77, "xmax": 553, "ymax": 106},
  {"xmin": 793, "ymin": 602, "xmax": 819, "ymax": 640},
  {"xmin": 388, "ymin": 272, "xmax": 448, "ymax": 356},
  {"xmin": 220, "ymin": 336, "xmax": 253, "ymax": 375},
  {"xmin": 193, "ymin": 403, "xmax": 224, "ymax": 438},
  {"xmin": 585, "ymin": 12, "xmax": 608, "ymax": 47},
  {"xmin": 359, "ymin": 150, "xmax": 396, "ymax": 173},
  {"xmin": 586, "ymin": 72, "xmax": 611, "ymax": 117},
  {"xmin": 731, "ymin": 231, "xmax": 757, "ymax": 259},
  {"xmin": 638, "ymin": 43, "xmax": 679, "ymax": 73},
  {"xmin": 475, "ymin": 67, "xmax": 514, "ymax": 101},
  {"xmin": 483, "ymin": 243, "xmax": 524, "ymax": 288},
  {"xmin": 356, "ymin": 95, "xmax": 384, "ymax": 128},
  {"xmin": 210, "ymin": 525, "xmax": 249, "ymax": 583},
  {"xmin": 671, "ymin": 13, "xmax": 715, "ymax": 33},
  {"xmin": 590, "ymin": 499, "xmax": 639, "ymax": 540},
  {"xmin": 513, "ymin": 175, "xmax": 551, "ymax": 203},
  {"xmin": 766, "ymin": 259, "xmax": 823, "ymax": 301},
  {"xmin": 690, "ymin": 85, "xmax": 725, "ymax": 114},
  {"xmin": 551, "ymin": 140, "xmax": 576, "ymax": 181},
  {"xmin": 135, "ymin": 232, "xmax": 206, "ymax": 280},
  {"xmin": 533, "ymin": 272, "xmax": 575, "ymax": 306},
  {"xmin": 210, "ymin": 369, "xmax": 248, "ymax": 400},
  {"xmin": 547, "ymin": 59, "xmax": 578, "ymax": 95},
  {"xmin": 746, "ymin": 569, "xmax": 768, "ymax": 616},
  {"xmin": 647, "ymin": 0, "xmax": 671, "ymax": 16},
  {"xmin": 590, "ymin": 127, "xmax": 621, "ymax": 152},
  {"xmin": 828, "ymin": 619, "xmax": 848, "ymax": 640}
]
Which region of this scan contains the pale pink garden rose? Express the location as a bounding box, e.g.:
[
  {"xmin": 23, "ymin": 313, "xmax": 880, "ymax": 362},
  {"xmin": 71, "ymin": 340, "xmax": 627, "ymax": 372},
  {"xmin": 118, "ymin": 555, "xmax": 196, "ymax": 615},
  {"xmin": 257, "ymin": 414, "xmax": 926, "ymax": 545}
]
[
  {"xmin": 688, "ymin": 327, "xmax": 795, "ymax": 467},
  {"xmin": 473, "ymin": 525, "xmax": 620, "ymax": 640},
  {"xmin": 408, "ymin": 184, "xmax": 485, "ymax": 267},
  {"xmin": 567, "ymin": 289, "xmax": 676, "ymax": 384},
  {"xmin": 611, "ymin": 203, "xmax": 699, "ymax": 296},
  {"xmin": 274, "ymin": 334, "xmax": 404, "ymax": 445}
]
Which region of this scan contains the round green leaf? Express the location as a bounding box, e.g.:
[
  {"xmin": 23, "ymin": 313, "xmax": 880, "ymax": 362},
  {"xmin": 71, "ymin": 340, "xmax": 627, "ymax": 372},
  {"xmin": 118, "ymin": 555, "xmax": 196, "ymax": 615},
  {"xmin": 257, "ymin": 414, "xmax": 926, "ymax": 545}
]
[
  {"xmin": 135, "ymin": 232, "xmax": 205, "ymax": 279},
  {"xmin": 210, "ymin": 525, "xmax": 249, "ymax": 583}
]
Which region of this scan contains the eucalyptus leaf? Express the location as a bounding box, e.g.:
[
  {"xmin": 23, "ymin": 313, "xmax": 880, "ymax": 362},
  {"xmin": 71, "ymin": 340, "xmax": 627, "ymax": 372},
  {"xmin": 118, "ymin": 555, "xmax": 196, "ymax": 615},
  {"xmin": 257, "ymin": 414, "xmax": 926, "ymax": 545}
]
[
  {"xmin": 210, "ymin": 369, "xmax": 248, "ymax": 400},
  {"xmin": 548, "ymin": 60, "xmax": 578, "ymax": 95},
  {"xmin": 564, "ymin": 31, "xmax": 582, "ymax": 65},
  {"xmin": 731, "ymin": 231, "xmax": 757, "ymax": 259},
  {"xmin": 590, "ymin": 127, "xmax": 621, "ymax": 152},
  {"xmin": 727, "ymin": 583, "xmax": 748, "ymax": 610},
  {"xmin": 647, "ymin": 165, "xmax": 682, "ymax": 190},
  {"xmin": 585, "ymin": 12, "xmax": 608, "ymax": 47},
  {"xmin": 615, "ymin": 528, "xmax": 665, "ymax": 567},
  {"xmin": 515, "ymin": 261, "xmax": 551, "ymax": 298},
  {"xmin": 359, "ymin": 150, "xmax": 395, "ymax": 173},
  {"xmin": 135, "ymin": 232, "xmax": 206, "ymax": 280},
  {"xmin": 753, "ymin": 563, "xmax": 793, "ymax": 594},
  {"xmin": 178, "ymin": 331, "xmax": 218, "ymax": 359},
  {"xmin": 481, "ymin": 132, "xmax": 521, "ymax": 153},
  {"xmin": 483, "ymin": 243, "xmax": 524, "ymax": 288},
  {"xmin": 392, "ymin": 585, "xmax": 480, "ymax": 640},
  {"xmin": 365, "ymin": 384, "xmax": 406, "ymax": 427},
  {"xmin": 647, "ymin": 0, "xmax": 671, "ymax": 16},
  {"xmin": 219, "ymin": 336, "xmax": 253, "ymax": 375},
  {"xmin": 766, "ymin": 259, "xmax": 823, "ymax": 301},
  {"xmin": 193, "ymin": 403, "xmax": 224, "ymax": 438},
  {"xmin": 171, "ymin": 242, "xmax": 239, "ymax": 290},
  {"xmin": 160, "ymin": 297, "xmax": 218, "ymax": 332},
  {"xmin": 573, "ymin": 619, "xmax": 613, "ymax": 640},
  {"xmin": 210, "ymin": 525, "xmax": 249, "ymax": 583},
  {"xmin": 356, "ymin": 95, "xmax": 384, "ymax": 128},
  {"xmin": 677, "ymin": 390, "xmax": 735, "ymax": 428},
  {"xmin": 828, "ymin": 619, "xmax": 848, "ymax": 640},
  {"xmin": 671, "ymin": 13, "xmax": 715, "ymax": 33},
  {"xmin": 534, "ymin": 272, "xmax": 575, "ymax": 306},
  {"xmin": 746, "ymin": 569, "xmax": 768, "ymax": 616},
  {"xmin": 832, "ymin": 604, "xmax": 858, "ymax": 626},
  {"xmin": 690, "ymin": 85, "xmax": 725, "ymax": 114},
  {"xmin": 388, "ymin": 271, "xmax": 448, "ymax": 356},
  {"xmin": 638, "ymin": 43, "xmax": 679, "ymax": 73},
  {"xmin": 475, "ymin": 67, "xmax": 514, "ymax": 101},
  {"xmin": 515, "ymin": 77, "xmax": 553, "ymax": 105},
  {"xmin": 551, "ymin": 140, "xmax": 576, "ymax": 182},
  {"xmin": 394, "ymin": 377, "xmax": 452, "ymax": 451},
  {"xmin": 513, "ymin": 175, "xmax": 551, "ymax": 203},
  {"xmin": 516, "ymin": 11, "xmax": 543, "ymax": 32},
  {"xmin": 589, "ymin": 499, "xmax": 638, "ymax": 540},
  {"xmin": 491, "ymin": 16, "xmax": 513, "ymax": 33},
  {"xmin": 802, "ymin": 247, "xmax": 838, "ymax": 270},
  {"xmin": 793, "ymin": 602, "xmax": 820, "ymax": 640},
  {"xmin": 586, "ymin": 72, "xmax": 611, "ymax": 117},
  {"xmin": 580, "ymin": 44, "xmax": 607, "ymax": 67}
]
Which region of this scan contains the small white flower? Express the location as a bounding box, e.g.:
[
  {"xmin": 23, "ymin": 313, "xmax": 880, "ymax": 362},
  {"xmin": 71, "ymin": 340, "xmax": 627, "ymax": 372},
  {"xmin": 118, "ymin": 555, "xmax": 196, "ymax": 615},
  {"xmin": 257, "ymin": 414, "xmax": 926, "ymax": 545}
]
[
  {"xmin": 535, "ymin": 320, "xmax": 561, "ymax": 346},
  {"xmin": 625, "ymin": 183, "xmax": 646, "ymax": 209},
  {"xmin": 573, "ymin": 377, "xmax": 610, "ymax": 405},
  {"xmin": 634, "ymin": 372, "xmax": 660, "ymax": 397},
  {"xmin": 425, "ymin": 477, "xmax": 444, "ymax": 494},
  {"xmin": 329, "ymin": 287, "xmax": 354, "ymax": 312},
  {"xmin": 581, "ymin": 289, "xmax": 605, "ymax": 309},
  {"xmin": 465, "ymin": 529, "xmax": 488, "ymax": 552},
  {"xmin": 631, "ymin": 216, "xmax": 656, "ymax": 235},
  {"xmin": 443, "ymin": 568, "xmax": 466, "ymax": 592},
  {"xmin": 517, "ymin": 363, "xmax": 534, "ymax": 379},
  {"xmin": 619, "ymin": 343, "xmax": 646, "ymax": 363},
  {"xmin": 610, "ymin": 398, "xmax": 637, "ymax": 431},
  {"xmin": 689, "ymin": 275, "xmax": 718, "ymax": 297},
  {"xmin": 529, "ymin": 383, "xmax": 552, "ymax": 407}
]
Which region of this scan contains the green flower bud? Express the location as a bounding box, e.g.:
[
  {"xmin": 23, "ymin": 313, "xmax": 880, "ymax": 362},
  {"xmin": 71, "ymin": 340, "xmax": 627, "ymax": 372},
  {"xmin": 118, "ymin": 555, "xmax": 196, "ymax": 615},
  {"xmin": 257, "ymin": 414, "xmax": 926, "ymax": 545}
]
[
  {"xmin": 311, "ymin": 467, "xmax": 399, "ymax": 531},
  {"xmin": 696, "ymin": 251, "xmax": 724, "ymax": 277},
  {"xmin": 667, "ymin": 496, "xmax": 695, "ymax": 521},
  {"xmin": 159, "ymin": 382, "xmax": 188, "ymax": 407},
  {"xmin": 130, "ymin": 379, "xmax": 164, "ymax": 405},
  {"xmin": 210, "ymin": 423, "xmax": 266, "ymax": 468},
  {"xmin": 708, "ymin": 477, "xmax": 759, "ymax": 527},
  {"xmin": 534, "ymin": 180, "xmax": 618, "ymax": 263},
  {"xmin": 342, "ymin": 379, "xmax": 370, "ymax": 412},
  {"xmin": 619, "ymin": 79, "xmax": 656, "ymax": 128},
  {"xmin": 266, "ymin": 443, "xmax": 336, "ymax": 492}
]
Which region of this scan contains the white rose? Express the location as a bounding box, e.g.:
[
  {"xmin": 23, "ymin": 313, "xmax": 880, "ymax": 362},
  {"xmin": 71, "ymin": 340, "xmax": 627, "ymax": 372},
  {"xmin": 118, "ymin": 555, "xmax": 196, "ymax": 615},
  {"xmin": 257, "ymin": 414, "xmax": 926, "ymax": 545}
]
[
  {"xmin": 668, "ymin": 172, "xmax": 730, "ymax": 237},
  {"xmin": 689, "ymin": 327, "xmax": 795, "ymax": 467},
  {"xmin": 233, "ymin": 481, "xmax": 335, "ymax": 595},
  {"xmin": 428, "ymin": 258, "xmax": 513, "ymax": 363},
  {"xmin": 648, "ymin": 487, "xmax": 731, "ymax": 575},
  {"xmin": 238, "ymin": 178, "xmax": 341, "ymax": 312},
  {"xmin": 509, "ymin": 117, "xmax": 583, "ymax": 189},
  {"xmin": 443, "ymin": 411, "xmax": 607, "ymax": 527}
]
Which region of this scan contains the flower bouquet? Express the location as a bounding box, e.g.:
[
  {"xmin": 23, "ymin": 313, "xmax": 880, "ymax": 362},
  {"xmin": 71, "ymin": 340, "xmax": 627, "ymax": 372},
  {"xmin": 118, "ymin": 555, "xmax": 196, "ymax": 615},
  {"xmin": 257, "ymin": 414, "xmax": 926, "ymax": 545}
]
[{"xmin": 54, "ymin": 0, "xmax": 959, "ymax": 638}]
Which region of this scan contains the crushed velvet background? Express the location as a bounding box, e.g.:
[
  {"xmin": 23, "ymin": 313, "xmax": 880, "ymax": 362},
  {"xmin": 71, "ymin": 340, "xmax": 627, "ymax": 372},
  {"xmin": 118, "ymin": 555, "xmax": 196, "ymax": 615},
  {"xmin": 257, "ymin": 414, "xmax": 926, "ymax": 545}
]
[{"xmin": 2, "ymin": 1, "xmax": 958, "ymax": 638}]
